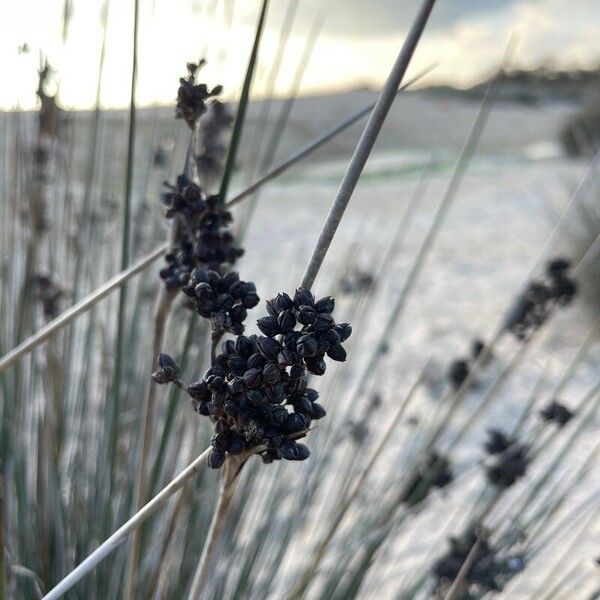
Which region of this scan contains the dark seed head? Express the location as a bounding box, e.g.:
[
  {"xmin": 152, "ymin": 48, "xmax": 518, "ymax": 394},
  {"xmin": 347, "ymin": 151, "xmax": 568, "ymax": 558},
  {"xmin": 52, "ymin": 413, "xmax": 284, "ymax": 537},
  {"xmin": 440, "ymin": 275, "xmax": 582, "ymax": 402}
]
[{"xmin": 294, "ymin": 288, "xmax": 314, "ymax": 308}]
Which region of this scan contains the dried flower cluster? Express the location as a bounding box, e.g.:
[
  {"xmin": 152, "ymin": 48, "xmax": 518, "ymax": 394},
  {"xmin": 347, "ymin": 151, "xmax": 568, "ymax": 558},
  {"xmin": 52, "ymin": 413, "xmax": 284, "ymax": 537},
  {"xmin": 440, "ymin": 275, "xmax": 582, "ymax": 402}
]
[
  {"xmin": 433, "ymin": 529, "xmax": 525, "ymax": 596},
  {"xmin": 503, "ymin": 258, "xmax": 577, "ymax": 341},
  {"xmin": 155, "ymin": 289, "xmax": 351, "ymax": 468},
  {"xmin": 485, "ymin": 438, "xmax": 528, "ymax": 489},
  {"xmin": 539, "ymin": 400, "xmax": 573, "ymax": 427},
  {"xmin": 32, "ymin": 273, "xmax": 63, "ymax": 319},
  {"xmin": 340, "ymin": 268, "xmax": 376, "ymax": 295},
  {"xmin": 484, "ymin": 428, "xmax": 514, "ymax": 455},
  {"xmin": 446, "ymin": 339, "xmax": 490, "ymax": 390},
  {"xmin": 159, "ymin": 174, "xmax": 243, "ymax": 290},
  {"xmin": 401, "ymin": 451, "xmax": 454, "ymax": 506},
  {"xmin": 182, "ymin": 268, "xmax": 259, "ymax": 336},
  {"xmin": 176, "ymin": 61, "xmax": 223, "ymax": 129}
]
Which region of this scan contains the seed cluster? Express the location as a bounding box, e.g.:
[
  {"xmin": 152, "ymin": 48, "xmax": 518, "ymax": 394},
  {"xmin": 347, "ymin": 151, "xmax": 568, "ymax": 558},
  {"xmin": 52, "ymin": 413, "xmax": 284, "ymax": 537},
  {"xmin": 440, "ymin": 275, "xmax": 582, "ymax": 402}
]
[
  {"xmin": 176, "ymin": 61, "xmax": 223, "ymax": 129},
  {"xmin": 539, "ymin": 400, "xmax": 574, "ymax": 427},
  {"xmin": 340, "ymin": 268, "xmax": 375, "ymax": 295},
  {"xmin": 401, "ymin": 451, "xmax": 454, "ymax": 506},
  {"xmin": 32, "ymin": 273, "xmax": 63, "ymax": 319},
  {"xmin": 446, "ymin": 339, "xmax": 489, "ymax": 390},
  {"xmin": 484, "ymin": 428, "xmax": 514, "ymax": 455},
  {"xmin": 485, "ymin": 440, "xmax": 528, "ymax": 489},
  {"xmin": 159, "ymin": 174, "xmax": 243, "ymax": 290},
  {"xmin": 503, "ymin": 258, "xmax": 577, "ymax": 341},
  {"xmin": 433, "ymin": 530, "xmax": 525, "ymax": 595},
  {"xmin": 182, "ymin": 268, "xmax": 259, "ymax": 336},
  {"xmin": 157, "ymin": 289, "xmax": 351, "ymax": 468}
]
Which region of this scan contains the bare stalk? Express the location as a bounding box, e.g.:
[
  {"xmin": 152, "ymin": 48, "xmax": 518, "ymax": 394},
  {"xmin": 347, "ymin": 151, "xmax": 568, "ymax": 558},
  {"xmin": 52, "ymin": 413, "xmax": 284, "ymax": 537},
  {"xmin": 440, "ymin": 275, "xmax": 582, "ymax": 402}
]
[
  {"xmin": 300, "ymin": 0, "xmax": 437, "ymax": 291},
  {"xmin": 187, "ymin": 455, "xmax": 246, "ymax": 599},
  {"xmin": 42, "ymin": 447, "xmax": 212, "ymax": 600},
  {"xmin": 289, "ymin": 369, "xmax": 424, "ymax": 598},
  {"xmin": 0, "ymin": 244, "xmax": 167, "ymax": 373},
  {"xmin": 123, "ymin": 288, "xmax": 176, "ymax": 599}
]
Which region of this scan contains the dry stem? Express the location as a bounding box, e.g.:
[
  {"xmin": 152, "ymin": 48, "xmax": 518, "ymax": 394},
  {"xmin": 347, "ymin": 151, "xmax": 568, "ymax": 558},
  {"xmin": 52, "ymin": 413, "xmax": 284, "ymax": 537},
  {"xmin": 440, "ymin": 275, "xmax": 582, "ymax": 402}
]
[{"xmin": 187, "ymin": 455, "xmax": 246, "ymax": 599}]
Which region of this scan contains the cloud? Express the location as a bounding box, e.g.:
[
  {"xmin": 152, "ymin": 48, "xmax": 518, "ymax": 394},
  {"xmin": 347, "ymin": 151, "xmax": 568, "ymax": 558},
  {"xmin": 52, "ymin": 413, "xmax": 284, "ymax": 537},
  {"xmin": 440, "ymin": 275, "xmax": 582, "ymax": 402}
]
[{"xmin": 269, "ymin": 0, "xmax": 524, "ymax": 38}]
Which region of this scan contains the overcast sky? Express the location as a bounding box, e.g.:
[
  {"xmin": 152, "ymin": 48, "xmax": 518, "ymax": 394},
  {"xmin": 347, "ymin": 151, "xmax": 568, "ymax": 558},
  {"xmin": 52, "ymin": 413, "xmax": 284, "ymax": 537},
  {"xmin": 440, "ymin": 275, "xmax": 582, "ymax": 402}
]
[{"xmin": 2, "ymin": 0, "xmax": 600, "ymax": 109}]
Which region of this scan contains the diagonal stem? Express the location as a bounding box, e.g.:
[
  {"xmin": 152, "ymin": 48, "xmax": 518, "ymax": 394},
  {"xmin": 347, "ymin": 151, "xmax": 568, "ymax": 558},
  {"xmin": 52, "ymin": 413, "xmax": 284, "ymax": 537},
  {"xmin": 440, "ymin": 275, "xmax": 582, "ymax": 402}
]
[
  {"xmin": 300, "ymin": 0, "xmax": 437, "ymax": 291},
  {"xmin": 187, "ymin": 455, "xmax": 246, "ymax": 599}
]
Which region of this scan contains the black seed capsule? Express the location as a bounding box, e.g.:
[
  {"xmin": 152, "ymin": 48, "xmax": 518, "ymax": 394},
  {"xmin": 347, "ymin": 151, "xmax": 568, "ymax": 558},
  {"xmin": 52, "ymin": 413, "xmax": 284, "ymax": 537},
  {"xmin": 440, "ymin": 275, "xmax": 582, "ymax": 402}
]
[
  {"xmin": 297, "ymin": 305, "xmax": 317, "ymax": 325},
  {"xmin": 294, "ymin": 396, "xmax": 313, "ymax": 414},
  {"xmin": 213, "ymin": 431, "xmax": 230, "ymax": 452},
  {"xmin": 247, "ymin": 352, "xmax": 266, "ymax": 369},
  {"xmin": 152, "ymin": 353, "xmax": 180, "ymax": 383},
  {"xmin": 247, "ymin": 390, "xmax": 263, "ymax": 405},
  {"xmin": 230, "ymin": 304, "xmax": 247, "ymax": 324},
  {"xmin": 263, "ymin": 363, "xmax": 280, "ymax": 385},
  {"xmin": 235, "ymin": 335, "xmax": 254, "ymax": 357},
  {"xmin": 546, "ymin": 257, "xmax": 570, "ymax": 276},
  {"xmin": 228, "ymin": 355, "xmax": 247, "ymax": 376},
  {"xmin": 187, "ymin": 381, "xmax": 209, "ymax": 401},
  {"xmin": 257, "ymin": 316, "xmax": 279, "ymax": 337},
  {"xmin": 335, "ymin": 323, "xmax": 352, "ymax": 342},
  {"xmin": 228, "ymin": 377, "xmax": 245, "ymax": 395},
  {"xmin": 243, "ymin": 292, "xmax": 260, "ymax": 308},
  {"xmin": 284, "ymin": 412, "xmax": 307, "ymax": 433},
  {"xmin": 305, "ymin": 357, "xmax": 326, "ymax": 376},
  {"xmin": 280, "ymin": 440, "xmax": 298, "ymax": 460},
  {"xmin": 289, "ymin": 365, "xmax": 305, "ymax": 380},
  {"xmin": 320, "ymin": 328, "xmax": 341, "ymax": 347},
  {"xmin": 257, "ymin": 337, "xmax": 281, "ymax": 360},
  {"xmin": 294, "ymin": 288, "xmax": 314, "ymax": 308},
  {"xmin": 314, "ymin": 296, "xmax": 335, "ymax": 314},
  {"xmin": 294, "ymin": 443, "xmax": 310, "ymax": 460},
  {"xmin": 327, "ymin": 344, "xmax": 347, "ymax": 362},
  {"xmin": 311, "ymin": 403, "xmax": 326, "ymax": 419},
  {"xmin": 296, "ymin": 334, "xmax": 318, "ymax": 357},
  {"xmin": 312, "ymin": 313, "xmax": 335, "ymax": 332},
  {"xmin": 194, "ymin": 282, "xmax": 212, "ymax": 298},
  {"xmin": 274, "ymin": 292, "xmax": 294, "ymax": 312},
  {"xmin": 243, "ymin": 368, "xmax": 262, "ymax": 388},
  {"xmin": 278, "ymin": 309, "xmax": 296, "ymax": 333}
]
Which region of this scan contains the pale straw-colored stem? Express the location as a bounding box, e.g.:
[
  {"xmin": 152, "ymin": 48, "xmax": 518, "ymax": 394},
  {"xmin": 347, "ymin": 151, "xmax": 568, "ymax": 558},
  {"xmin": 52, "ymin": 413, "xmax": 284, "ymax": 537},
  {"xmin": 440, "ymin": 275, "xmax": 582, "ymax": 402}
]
[
  {"xmin": 187, "ymin": 455, "xmax": 246, "ymax": 599},
  {"xmin": 300, "ymin": 0, "xmax": 437, "ymax": 291},
  {"xmin": 123, "ymin": 288, "xmax": 176, "ymax": 599},
  {"xmin": 0, "ymin": 244, "xmax": 167, "ymax": 373},
  {"xmin": 42, "ymin": 447, "xmax": 211, "ymax": 600},
  {"xmin": 289, "ymin": 369, "xmax": 424, "ymax": 598}
]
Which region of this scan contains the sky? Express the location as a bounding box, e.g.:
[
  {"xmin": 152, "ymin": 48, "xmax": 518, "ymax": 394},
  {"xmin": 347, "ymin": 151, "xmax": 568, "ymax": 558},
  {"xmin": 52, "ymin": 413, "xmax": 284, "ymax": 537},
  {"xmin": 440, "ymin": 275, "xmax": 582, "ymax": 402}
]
[{"xmin": 2, "ymin": 0, "xmax": 600, "ymax": 110}]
